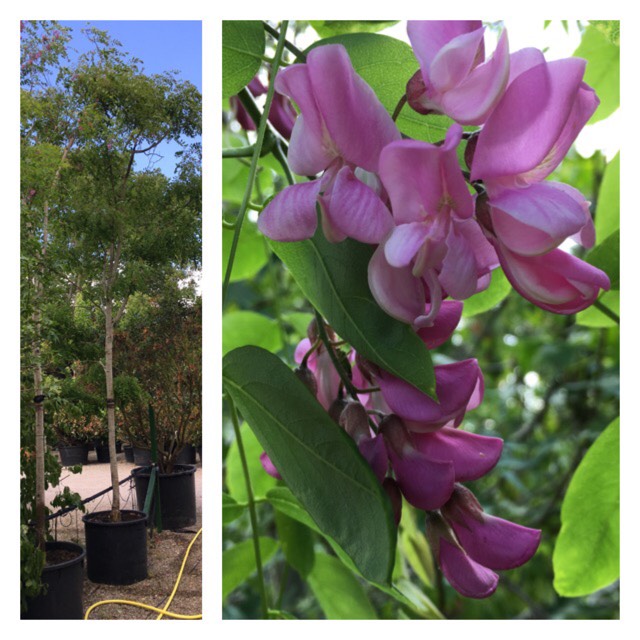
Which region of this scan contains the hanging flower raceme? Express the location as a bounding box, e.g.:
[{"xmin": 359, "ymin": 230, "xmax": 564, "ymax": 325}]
[
  {"xmin": 426, "ymin": 484, "xmax": 541, "ymax": 598},
  {"xmin": 468, "ymin": 48, "xmax": 610, "ymax": 313},
  {"xmin": 257, "ymin": 44, "xmax": 400, "ymax": 244},
  {"xmin": 368, "ymin": 124, "xmax": 499, "ymax": 328},
  {"xmin": 406, "ymin": 20, "xmax": 510, "ymax": 125}
]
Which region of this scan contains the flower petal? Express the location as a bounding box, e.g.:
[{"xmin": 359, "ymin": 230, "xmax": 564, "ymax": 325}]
[
  {"xmin": 438, "ymin": 539, "xmax": 499, "ymax": 599},
  {"xmin": 429, "ymin": 27, "xmax": 486, "ymax": 92},
  {"xmin": 490, "ymin": 182, "xmax": 590, "ymax": 256},
  {"xmin": 324, "ymin": 166, "xmax": 394, "ymax": 244},
  {"xmin": 258, "ymin": 181, "xmax": 321, "ymax": 241},
  {"xmin": 359, "ymin": 435, "xmax": 388, "ymax": 484},
  {"xmin": 260, "ymin": 452, "xmax": 282, "ymax": 480},
  {"xmin": 368, "ymin": 244, "xmax": 426, "ymax": 325},
  {"xmin": 384, "ymin": 223, "xmax": 431, "ymax": 268},
  {"xmin": 413, "ymin": 427, "xmax": 503, "ymax": 482},
  {"xmin": 416, "ymin": 300, "xmax": 464, "ymax": 349},
  {"xmin": 378, "ymin": 359, "xmax": 483, "ymax": 432},
  {"xmin": 308, "ymin": 44, "xmax": 400, "ymax": 172}
]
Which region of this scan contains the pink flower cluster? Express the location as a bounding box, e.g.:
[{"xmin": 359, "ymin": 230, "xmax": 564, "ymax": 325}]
[
  {"xmin": 246, "ymin": 21, "xmax": 612, "ymax": 599},
  {"xmin": 256, "ymin": 22, "xmax": 610, "ymax": 322},
  {"xmin": 261, "ymin": 308, "xmax": 540, "ymax": 599}
]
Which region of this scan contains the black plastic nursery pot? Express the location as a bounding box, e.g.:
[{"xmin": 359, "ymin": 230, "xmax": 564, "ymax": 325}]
[
  {"xmin": 132, "ymin": 464, "xmax": 197, "ymax": 530},
  {"xmin": 58, "ymin": 443, "xmax": 89, "ymax": 466},
  {"xmin": 94, "ymin": 442, "xmax": 110, "ymax": 463},
  {"xmin": 82, "ymin": 510, "xmax": 148, "ymax": 585},
  {"xmin": 132, "ymin": 446, "xmax": 152, "ymax": 466},
  {"xmin": 174, "ymin": 443, "xmax": 197, "ymax": 465},
  {"xmin": 22, "ymin": 541, "xmax": 86, "ymax": 620},
  {"xmin": 123, "ymin": 443, "xmax": 135, "ymax": 463}
]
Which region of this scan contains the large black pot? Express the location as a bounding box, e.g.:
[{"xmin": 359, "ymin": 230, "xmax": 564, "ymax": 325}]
[
  {"xmin": 132, "ymin": 446, "xmax": 152, "ymax": 466},
  {"xmin": 58, "ymin": 444, "xmax": 89, "ymax": 466},
  {"xmin": 132, "ymin": 464, "xmax": 197, "ymax": 530},
  {"xmin": 82, "ymin": 510, "xmax": 148, "ymax": 585},
  {"xmin": 94, "ymin": 442, "xmax": 110, "ymax": 463},
  {"xmin": 22, "ymin": 541, "xmax": 86, "ymax": 619}
]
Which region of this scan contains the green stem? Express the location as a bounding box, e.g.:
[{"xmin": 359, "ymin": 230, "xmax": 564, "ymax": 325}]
[
  {"xmin": 263, "ymin": 21, "xmax": 306, "ymax": 61},
  {"xmin": 276, "ymin": 563, "xmax": 290, "ymax": 610},
  {"xmin": 227, "ymin": 394, "xmax": 270, "ymax": 618},
  {"xmin": 272, "ymin": 140, "xmax": 296, "ymax": 186},
  {"xmin": 593, "ymin": 298, "xmax": 620, "ymax": 325},
  {"xmin": 222, "ymin": 21, "xmax": 289, "ymax": 305}
]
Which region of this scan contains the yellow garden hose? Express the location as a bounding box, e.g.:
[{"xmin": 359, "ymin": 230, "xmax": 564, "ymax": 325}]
[{"xmin": 84, "ymin": 528, "xmax": 202, "ymax": 620}]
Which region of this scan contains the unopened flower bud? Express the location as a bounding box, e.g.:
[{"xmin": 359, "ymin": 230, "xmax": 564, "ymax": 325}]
[
  {"xmin": 294, "ymin": 366, "xmax": 318, "ymax": 397},
  {"xmin": 339, "ymin": 402, "xmax": 370, "ymax": 444},
  {"xmin": 328, "ymin": 398, "xmax": 348, "ymax": 424},
  {"xmin": 406, "ymin": 70, "xmax": 442, "ymax": 116},
  {"xmin": 383, "ymin": 477, "xmax": 402, "ymax": 526}
]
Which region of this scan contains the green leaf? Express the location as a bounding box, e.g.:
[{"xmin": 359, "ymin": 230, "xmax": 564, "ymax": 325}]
[
  {"xmin": 310, "ymin": 21, "xmax": 399, "ymax": 38},
  {"xmin": 222, "ymin": 21, "xmax": 265, "ymax": 99},
  {"xmin": 576, "ymin": 291, "xmax": 620, "ymax": 327},
  {"xmin": 590, "ymin": 20, "xmax": 620, "ymax": 45},
  {"xmin": 222, "ymin": 492, "xmax": 246, "ymax": 524},
  {"xmin": 586, "ymin": 228, "xmax": 619, "ymax": 290},
  {"xmin": 223, "ymin": 346, "xmax": 397, "ymax": 584},
  {"xmin": 269, "ymin": 230, "xmax": 436, "ymax": 397},
  {"xmin": 222, "ymin": 537, "xmax": 279, "ymax": 599},
  {"xmin": 225, "ymin": 421, "xmax": 278, "ymax": 502},
  {"xmin": 222, "ymin": 310, "xmax": 283, "ymax": 356},
  {"xmin": 222, "ymin": 222, "xmax": 268, "ymax": 282},
  {"xmin": 574, "ymin": 26, "xmax": 619, "ymax": 123},
  {"xmin": 307, "ymin": 553, "xmax": 378, "ymax": 619},
  {"xmin": 553, "ymin": 417, "xmax": 620, "ymax": 597},
  {"xmin": 595, "ymin": 152, "xmax": 619, "ymax": 242},
  {"xmin": 462, "ymin": 268, "xmax": 511, "ymax": 317},
  {"xmin": 274, "ymin": 510, "xmax": 316, "ymax": 577},
  {"xmin": 306, "ymin": 33, "xmax": 453, "ymax": 144},
  {"xmin": 399, "ymin": 502, "xmax": 435, "ymax": 588}
]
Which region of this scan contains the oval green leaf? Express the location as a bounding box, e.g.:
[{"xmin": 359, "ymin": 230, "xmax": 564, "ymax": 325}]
[
  {"xmin": 222, "ymin": 223, "xmax": 268, "ymax": 283},
  {"xmin": 223, "ymin": 346, "xmax": 397, "ymax": 584},
  {"xmin": 310, "ymin": 21, "xmax": 399, "ymax": 38},
  {"xmin": 225, "ymin": 421, "xmax": 278, "ymax": 502},
  {"xmin": 586, "ymin": 228, "xmax": 619, "ymax": 290},
  {"xmin": 553, "ymin": 417, "xmax": 620, "ymax": 597},
  {"xmin": 573, "ymin": 26, "xmax": 619, "ymax": 124},
  {"xmin": 269, "ymin": 230, "xmax": 435, "ymax": 398},
  {"xmin": 222, "ymin": 537, "xmax": 279, "ymax": 599},
  {"xmin": 222, "ymin": 492, "xmax": 246, "ymax": 524},
  {"xmin": 274, "ymin": 510, "xmax": 316, "ymax": 578},
  {"xmin": 222, "ymin": 310, "xmax": 283, "ymax": 356},
  {"xmin": 308, "ymin": 553, "xmax": 378, "ymax": 620},
  {"xmin": 222, "ymin": 21, "xmax": 265, "ymax": 99},
  {"xmin": 595, "ymin": 152, "xmax": 619, "ymax": 242}
]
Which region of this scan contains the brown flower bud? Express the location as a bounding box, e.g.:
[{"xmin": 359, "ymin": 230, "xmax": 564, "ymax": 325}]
[
  {"xmin": 339, "ymin": 402, "xmax": 370, "ymax": 443},
  {"xmin": 383, "ymin": 477, "xmax": 402, "ymax": 527},
  {"xmin": 328, "ymin": 398, "xmax": 348, "ymax": 424},
  {"xmin": 294, "ymin": 366, "xmax": 318, "ymax": 397}
]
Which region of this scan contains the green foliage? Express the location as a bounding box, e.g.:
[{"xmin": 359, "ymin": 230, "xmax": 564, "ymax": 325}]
[
  {"xmin": 462, "ymin": 268, "xmax": 511, "ymax": 318},
  {"xmin": 222, "ymin": 310, "xmax": 283, "ymax": 356},
  {"xmin": 586, "ymin": 229, "xmax": 619, "ymax": 290},
  {"xmin": 223, "ymin": 537, "xmax": 279, "ymax": 600},
  {"xmin": 589, "ymin": 20, "xmax": 620, "ymax": 45},
  {"xmin": 310, "ymin": 21, "xmax": 399, "ymax": 37},
  {"xmin": 576, "ymin": 291, "xmax": 619, "ymax": 328},
  {"xmin": 270, "ymin": 230, "xmax": 436, "ymax": 397},
  {"xmin": 224, "ymin": 346, "xmax": 397, "ymax": 584},
  {"xmin": 222, "ymin": 21, "xmax": 265, "ymax": 99},
  {"xmin": 553, "ymin": 418, "xmax": 620, "ymax": 597},
  {"xmin": 20, "ymin": 526, "xmax": 46, "ymax": 613},
  {"xmin": 307, "ymin": 554, "xmax": 378, "ymax": 619},
  {"xmin": 595, "ymin": 152, "xmax": 620, "ymax": 242},
  {"xmin": 222, "ymin": 223, "xmax": 269, "ymax": 282},
  {"xmin": 222, "ymin": 493, "xmax": 246, "ymax": 525},
  {"xmin": 225, "ymin": 422, "xmax": 279, "ymax": 503},
  {"xmin": 274, "ymin": 510, "xmax": 316, "ymax": 578},
  {"xmin": 574, "ymin": 26, "xmax": 619, "ymax": 123}
]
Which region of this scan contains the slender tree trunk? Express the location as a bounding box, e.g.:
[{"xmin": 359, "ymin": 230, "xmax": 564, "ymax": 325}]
[
  {"xmin": 104, "ymin": 298, "xmax": 120, "ymax": 520},
  {"xmin": 32, "ymin": 330, "xmax": 46, "ymax": 548}
]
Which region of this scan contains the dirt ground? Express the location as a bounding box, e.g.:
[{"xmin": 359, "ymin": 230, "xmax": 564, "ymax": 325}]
[{"xmin": 44, "ymin": 449, "xmax": 203, "ymax": 620}]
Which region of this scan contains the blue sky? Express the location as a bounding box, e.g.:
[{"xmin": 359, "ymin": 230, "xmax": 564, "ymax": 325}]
[{"xmin": 59, "ymin": 20, "xmax": 202, "ymax": 177}]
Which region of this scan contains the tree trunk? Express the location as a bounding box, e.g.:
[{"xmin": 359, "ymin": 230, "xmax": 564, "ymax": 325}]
[
  {"xmin": 104, "ymin": 299, "xmax": 120, "ymax": 520},
  {"xmin": 32, "ymin": 336, "xmax": 46, "ymax": 549}
]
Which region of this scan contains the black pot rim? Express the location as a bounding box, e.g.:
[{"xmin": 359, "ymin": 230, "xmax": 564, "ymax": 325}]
[
  {"xmin": 131, "ymin": 463, "xmax": 196, "ymax": 479},
  {"xmin": 43, "ymin": 540, "xmax": 86, "ymax": 572},
  {"xmin": 82, "ymin": 509, "xmax": 147, "ymax": 527}
]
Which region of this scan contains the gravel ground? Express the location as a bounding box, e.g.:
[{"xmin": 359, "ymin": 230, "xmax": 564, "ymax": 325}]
[{"xmin": 45, "ymin": 450, "xmax": 203, "ymax": 621}]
